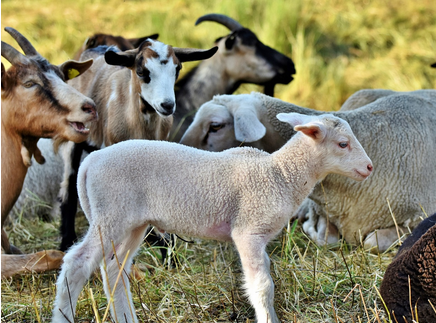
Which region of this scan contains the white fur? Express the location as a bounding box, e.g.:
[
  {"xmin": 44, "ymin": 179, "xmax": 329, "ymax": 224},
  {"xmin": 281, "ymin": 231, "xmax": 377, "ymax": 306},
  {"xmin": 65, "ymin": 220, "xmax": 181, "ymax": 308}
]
[
  {"xmin": 52, "ymin": 113, "xmax": 372, "ymax": 323},
  {"xmin": 180, "ymin": 90, "xmax": 436, "ymax": 252}
]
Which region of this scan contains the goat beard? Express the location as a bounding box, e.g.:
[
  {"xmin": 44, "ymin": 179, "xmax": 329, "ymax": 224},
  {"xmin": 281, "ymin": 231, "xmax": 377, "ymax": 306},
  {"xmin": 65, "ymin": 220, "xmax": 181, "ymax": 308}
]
[{"xmin": 52, "ymin": 135, "xmax": 68, "ymax": 154}]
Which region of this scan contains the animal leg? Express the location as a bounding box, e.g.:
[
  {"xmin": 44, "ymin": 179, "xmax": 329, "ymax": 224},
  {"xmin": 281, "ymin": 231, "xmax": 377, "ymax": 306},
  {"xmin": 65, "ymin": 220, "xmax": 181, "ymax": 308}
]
[
  {"xmin": 1, "ymin": 228, "xmax": 23, "ymax": 254},
  {"xmin": 1, "ymin": 250, "xmax": 64, "ymax": 278},
  {"xmin": 364, "ymin": 226, "xmax": 407, "ymax": 253},
  {"xmin": 59, "ymin": 142, "xmax": 84, "ymax": 251},
  {"xmin": 100, "ymin": 224, "xmax": 148, "ymax": 323},
  {"xmin": 301, "ymin": 202, "xmax": 340, "ymax": 246},
  {"xmin": 232, "ymin": 231, "xmax": 279, "ymax": 323},
  {"xmin": 52, "ymin": 226, "xmax": 105, "ymax": 323}
]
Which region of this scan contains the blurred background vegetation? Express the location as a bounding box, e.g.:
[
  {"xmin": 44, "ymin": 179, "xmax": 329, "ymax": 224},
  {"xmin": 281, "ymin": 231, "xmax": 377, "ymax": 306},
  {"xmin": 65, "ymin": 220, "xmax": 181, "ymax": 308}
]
[{"xmin": 2, "ymin": 0, "xmax": 435, "ymax": 111}]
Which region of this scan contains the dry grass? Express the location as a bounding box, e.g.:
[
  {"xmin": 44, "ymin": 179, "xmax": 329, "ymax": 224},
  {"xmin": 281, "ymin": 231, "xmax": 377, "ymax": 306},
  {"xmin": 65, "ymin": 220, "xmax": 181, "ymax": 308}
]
[{"xmin": 2, "ymin": 209, "xmax": 399, "ymax": 322}]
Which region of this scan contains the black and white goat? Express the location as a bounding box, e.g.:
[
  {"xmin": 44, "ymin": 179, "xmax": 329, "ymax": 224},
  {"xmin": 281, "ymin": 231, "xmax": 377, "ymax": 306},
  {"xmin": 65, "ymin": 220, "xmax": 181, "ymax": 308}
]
[{"xmin": 171, "ymin": 13, "xmax": 296, "ymax": 141}]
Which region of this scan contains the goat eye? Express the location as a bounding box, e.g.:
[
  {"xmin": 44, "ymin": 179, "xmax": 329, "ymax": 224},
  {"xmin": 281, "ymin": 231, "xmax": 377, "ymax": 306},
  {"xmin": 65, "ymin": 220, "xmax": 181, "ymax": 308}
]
[
  {"xmin": 136, "ymin": 69, "xmax": 143, "ymax": 77},
  {"xmin": 338, "ymin": 142, "xmax": 348, "ymax": 148},
  {"xmin": 209, "ymin": 123, "xmax": 224, "ymax": 133},
  {"xmin": 23, "ymin": 81, "xmax": 35, "ymax": 88}
]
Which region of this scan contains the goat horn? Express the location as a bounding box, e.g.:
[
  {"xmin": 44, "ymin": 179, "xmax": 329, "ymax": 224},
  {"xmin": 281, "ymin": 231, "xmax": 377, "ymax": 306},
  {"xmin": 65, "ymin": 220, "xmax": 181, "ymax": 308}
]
[
  {"xmin": 195, "ymin": 14, "xmax": 243, "ymax": 31},
  {"xmin": 1, "ymin": 41, "xmax": 28, "ymax": 65},
  {"xmin": 4, "ymin": 27, "xmax": 38, "ymax": 56}
]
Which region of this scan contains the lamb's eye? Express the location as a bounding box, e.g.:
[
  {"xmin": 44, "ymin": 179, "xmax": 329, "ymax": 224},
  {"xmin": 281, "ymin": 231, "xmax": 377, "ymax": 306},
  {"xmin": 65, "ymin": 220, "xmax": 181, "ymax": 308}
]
[
  {"xmin": 339, "ymin": 142, "xmax": 348, "ymax": 148},
  {"xmin": 209, "ymin": 123, "xmax": 224, "ymax": 133},
  {"xmin": 23, "ymin": 81, "xmax": 35, "ymax": 88}
]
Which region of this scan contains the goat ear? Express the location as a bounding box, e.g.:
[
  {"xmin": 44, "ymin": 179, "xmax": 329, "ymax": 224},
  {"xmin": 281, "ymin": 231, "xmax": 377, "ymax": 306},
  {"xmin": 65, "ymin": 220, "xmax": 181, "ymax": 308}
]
[
  {"xmin": 105, "ymin": 49, "xmax": 136, "ymax": 67},
  {"xmin": 174, "ymin": 46, "xmax": 218, "ymax": 63},
  {"xmin": 233, "ymin": 107, "xmax": 266, "ymax": 142},
  {"xmin": 59, "ymin": 59, "xmax": 93, "ymax": 80},
  {"xmin": 128, "ymin": 34, "xmax": 159, "ymax": 48},
  {"xmin": 294, "ymin": 124, "xmax": 326, "ymax": 141}
]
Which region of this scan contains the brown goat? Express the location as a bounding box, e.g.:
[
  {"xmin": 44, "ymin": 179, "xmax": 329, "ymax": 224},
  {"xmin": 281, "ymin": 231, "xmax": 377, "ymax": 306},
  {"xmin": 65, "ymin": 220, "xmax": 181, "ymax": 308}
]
[
  {"xmin": 72, "ymin": 32, "xmax": 159, "ymax": 60},
  {"xmin": 1, "ymin": 27, "xmax": 97, "ymax": 259}
]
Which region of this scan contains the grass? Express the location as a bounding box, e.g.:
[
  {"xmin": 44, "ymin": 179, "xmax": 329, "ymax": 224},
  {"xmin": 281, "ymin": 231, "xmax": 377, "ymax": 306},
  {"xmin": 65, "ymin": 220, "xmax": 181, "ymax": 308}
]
[
  {"xmin": 2, "ymin": 211, "xmax": 399, "ymax": 322},
  {"xmin": 2, "ymin": 0, "xmax": 435, "ymax": 322}
]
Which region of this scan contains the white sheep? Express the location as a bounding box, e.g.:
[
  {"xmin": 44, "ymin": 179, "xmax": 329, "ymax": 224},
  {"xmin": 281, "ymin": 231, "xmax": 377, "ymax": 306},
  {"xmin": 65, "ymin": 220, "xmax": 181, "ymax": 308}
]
[
  {"xmin": 340, "ymin": 88, "xmax": 436, "ymax": 111},
  {"xmin": 180, "ymin": 90, "xmax": 436, "ymax": 252},
  {"xmin": 52, "ymin": 113, "xmax": 372, "ymax": 323}
]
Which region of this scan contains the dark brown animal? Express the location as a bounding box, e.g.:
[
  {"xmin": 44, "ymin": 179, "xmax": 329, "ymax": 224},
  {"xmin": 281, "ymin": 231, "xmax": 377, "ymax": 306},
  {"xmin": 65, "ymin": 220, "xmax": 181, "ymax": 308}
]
[{"xmin": 380, "ymin": 213, "xmax": 436, "ymax": 323}]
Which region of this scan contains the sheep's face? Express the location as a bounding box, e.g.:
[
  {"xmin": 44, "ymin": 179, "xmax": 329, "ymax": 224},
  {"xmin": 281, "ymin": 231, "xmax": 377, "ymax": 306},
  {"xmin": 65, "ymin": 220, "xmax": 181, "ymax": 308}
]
[
  {"xmin": 180, "ymin": 102, "xmax": 240, "ymax": 151},
  {"xmin": 1, "ymin": 56, "xmax": 97, "ymax": 144},
  {"xmin": 278, "ymin": 113, "xmax": 373, "ymax": 181}
]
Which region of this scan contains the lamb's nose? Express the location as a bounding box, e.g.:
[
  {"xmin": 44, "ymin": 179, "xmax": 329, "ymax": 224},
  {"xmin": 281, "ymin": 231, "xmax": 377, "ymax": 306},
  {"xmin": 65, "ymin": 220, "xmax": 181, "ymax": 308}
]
[{"xmin": 367, "ymin": 164, "xmax": 373, "ymax": 172}]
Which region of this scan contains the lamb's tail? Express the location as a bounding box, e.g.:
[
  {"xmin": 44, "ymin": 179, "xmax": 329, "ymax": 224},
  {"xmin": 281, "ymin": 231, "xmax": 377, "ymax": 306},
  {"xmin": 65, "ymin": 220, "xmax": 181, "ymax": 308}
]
[{"xmin": 77, "ymin": 155, "xmax": 93, "ymax": 222}]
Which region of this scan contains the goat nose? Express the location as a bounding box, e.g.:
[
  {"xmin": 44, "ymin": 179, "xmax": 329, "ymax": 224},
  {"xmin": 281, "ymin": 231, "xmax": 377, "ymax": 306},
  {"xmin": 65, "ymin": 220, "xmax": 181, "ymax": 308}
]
[
  {"xmin": 367, "ymin": 164, "xmax": 373, "ymax": 172},
  {"xmin": 160, "ymin": 100, "xmax": 175, "ymax": 115},
  {"xmin": 82, "ymin": 102, "xmax": 98, "ymax": 119}
]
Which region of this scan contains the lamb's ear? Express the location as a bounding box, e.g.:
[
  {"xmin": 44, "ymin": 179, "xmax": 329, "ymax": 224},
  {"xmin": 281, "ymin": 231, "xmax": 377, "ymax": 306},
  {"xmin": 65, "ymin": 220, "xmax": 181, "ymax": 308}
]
[
  {"xmin": 277, "ymin": 112, "xmax": 314, "ymax": 127},
  {"xmin": 294, "ymin": 124, "xmax": 326, "ymax": 141},
  {"xmin": 277, "ymin": 113, "xmax": 326, "ymax": 140},
  {"xmin": 233, "ymin": 107, "xmax": 266, "ymax": 142}
]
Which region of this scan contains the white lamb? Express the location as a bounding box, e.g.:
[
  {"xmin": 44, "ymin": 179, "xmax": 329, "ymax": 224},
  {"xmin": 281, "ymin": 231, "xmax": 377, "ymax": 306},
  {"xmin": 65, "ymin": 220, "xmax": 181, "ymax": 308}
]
[
  {"xmin": 180, "ymin": 91, "xmax": 436, "ymax": 252},
  {"xmin": 52, "ymin": 113, "xmax": 372, "ymax": 323}
]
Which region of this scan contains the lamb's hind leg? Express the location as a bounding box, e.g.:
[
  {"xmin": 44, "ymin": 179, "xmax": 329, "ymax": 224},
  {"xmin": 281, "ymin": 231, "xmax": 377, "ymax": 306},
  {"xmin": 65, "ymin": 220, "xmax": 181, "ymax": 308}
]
[
  {"xmin": 232, "ymin": 230, "xmax": 279, "ymax": 323},
  {"xmin": 52, "ymin": 226, "xmax": 105, "ymax": 323},
  {"xmin": 100, "ymin": 224, "xmax": 149, "ymax": 323}
]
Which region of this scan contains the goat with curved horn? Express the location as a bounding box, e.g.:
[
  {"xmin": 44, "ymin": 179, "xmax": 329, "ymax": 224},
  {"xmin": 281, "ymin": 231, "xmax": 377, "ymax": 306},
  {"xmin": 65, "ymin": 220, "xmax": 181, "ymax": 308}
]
[
  {"xmin": 1, "ymin": 41, "xmax": 28, "ymax": 65},
  {"xmin": 195, "ymin": 13, "xmax": 243, "ymax": 31},
  {"xmin": 4, "ymin": 27, "xmax": 39, "ymax": 57}
]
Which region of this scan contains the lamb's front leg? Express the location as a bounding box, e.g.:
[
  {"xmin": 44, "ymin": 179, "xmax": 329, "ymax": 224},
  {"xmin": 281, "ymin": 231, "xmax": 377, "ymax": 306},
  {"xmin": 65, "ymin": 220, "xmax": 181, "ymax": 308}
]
[{"xmin": 232, "ymin": 230, "xmax": 279, "ymax": 323}]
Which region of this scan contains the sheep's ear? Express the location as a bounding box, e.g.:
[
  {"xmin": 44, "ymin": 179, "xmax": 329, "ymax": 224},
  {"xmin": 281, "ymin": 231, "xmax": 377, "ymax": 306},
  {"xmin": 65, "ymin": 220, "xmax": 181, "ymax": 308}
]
[
  {"xmin": 105, "ymin": 49, "xmax": 136, "ymax": 67},
  {"xmin": 59, "ymin": 59, "xmax": 93, "ymax": 80},
  {"xmin": 233, "ymin": 107, "xmax": 266, "ymax": 142},
  {"xmin": 294, "ymin": 124, "xmax": 326, "ymax": 141},
  {"xmin": 276, "ymin": 112, "xmax": 314, "ymax": 127}
]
